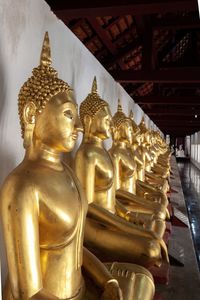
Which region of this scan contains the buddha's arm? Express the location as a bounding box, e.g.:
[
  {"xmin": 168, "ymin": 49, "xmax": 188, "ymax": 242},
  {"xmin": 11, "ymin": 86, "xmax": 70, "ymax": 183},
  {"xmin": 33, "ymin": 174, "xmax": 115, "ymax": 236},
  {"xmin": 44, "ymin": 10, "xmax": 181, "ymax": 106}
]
[
  {"xmin": 88, "ymin": 203, "xmax": 157, "ymax": 239},
  {"xmin": 133, "ymin": 151, "xmax": 143, "ymax": 166},
  {"xmin": 138, "ymin": 179, "xmax": 163, "ymax": 194},
  {"xmin": 145, "ymin": 150, "xmax": 152, "ymax": 162},
  {"xmin": 83, "ymin": 247, "xmax": 119, "ymax": 288},
  {"xmin": 75, "ymin": 151, "xmax": 95, "ymax": 204},
  {"xmin": 121, "ymin": 153, "xmax": 135, "ymax": 174},
  {"xmin": 0, "ymin": 178, "xmax": 58, "ymax": 300},
  {"xmin": 83, "ymin": 248, "xmax": 123, "ymax": 300},
  {"xmin": 111, "ymin": 153, "xmax": 120, "ymax": 190},
  {"xmin": 116, "ymin": 189, "xmax": 162, "ymax": 211}
]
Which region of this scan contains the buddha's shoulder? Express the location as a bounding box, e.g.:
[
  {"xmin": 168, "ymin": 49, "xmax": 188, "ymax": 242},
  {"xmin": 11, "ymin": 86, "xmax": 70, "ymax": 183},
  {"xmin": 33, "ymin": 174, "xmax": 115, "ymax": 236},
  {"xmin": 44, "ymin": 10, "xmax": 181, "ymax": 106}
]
[
  {"xmin": 76, "ymin": 143, "xmax": 102, "ymax": 159},
  {"xmin": 0, "ymin": 169, "xmax": 37, "ymax": 215},
  {"xmin": 109, "ymin": 145, "xmax": 124, "ymax": 157},
  {"xmin": 0, "ymin": 162, "xmax": 39, "ymax": 195}
]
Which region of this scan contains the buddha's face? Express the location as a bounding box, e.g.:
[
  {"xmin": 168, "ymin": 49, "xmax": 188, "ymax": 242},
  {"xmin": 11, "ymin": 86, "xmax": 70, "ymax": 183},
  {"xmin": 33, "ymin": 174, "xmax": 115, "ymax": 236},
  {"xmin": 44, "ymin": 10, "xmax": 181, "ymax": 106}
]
[
  {"xmin": 117, "ymin": 120, "xmax": 133, "ymax": 144},
  {"xmin": 90, "ymin": 106, "xmax": 112, "ymax": 140},
  {"xmin": 34, "ymin": 91, "xmax": 81, "ymax": 152}
]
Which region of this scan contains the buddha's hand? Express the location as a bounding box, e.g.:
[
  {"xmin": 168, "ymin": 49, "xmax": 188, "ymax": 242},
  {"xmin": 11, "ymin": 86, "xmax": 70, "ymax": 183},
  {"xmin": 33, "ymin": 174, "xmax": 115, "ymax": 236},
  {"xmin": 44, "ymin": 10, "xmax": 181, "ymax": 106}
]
[{"xmin": 101, "ymin": 279, "xmax": 123, "ymax": 300}]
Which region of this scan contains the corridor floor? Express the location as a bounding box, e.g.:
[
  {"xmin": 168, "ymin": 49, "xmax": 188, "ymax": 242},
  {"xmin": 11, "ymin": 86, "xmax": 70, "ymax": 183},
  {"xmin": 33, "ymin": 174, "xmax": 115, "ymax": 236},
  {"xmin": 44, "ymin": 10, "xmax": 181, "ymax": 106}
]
[
  {"xmin": 177, "ymin": 161, "xmax": 200, "ymax": 271},
  {"xmin": 156, "ymin": 157, "xmax": 200, "ymax": 300}
]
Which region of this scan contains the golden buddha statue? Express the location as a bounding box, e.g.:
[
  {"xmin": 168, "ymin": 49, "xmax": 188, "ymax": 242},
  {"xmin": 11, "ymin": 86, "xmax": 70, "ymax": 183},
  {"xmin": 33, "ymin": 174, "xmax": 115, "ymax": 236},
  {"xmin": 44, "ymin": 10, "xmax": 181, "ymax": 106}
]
[
  {"xmin": 132, "ymin": 117, "xmax": 169, "ymax": 209},
  {"xmin": 148, "ymin": 131, "xmax": 171, "ymax": 181},
  {"xmin": 138, "ymin": 119, "xmax": 169, "ymax": 180},
  {"xmin": 109, "ymin": 101, "xmax": 167, "ymax": 239},
  {"xmin": 151, "ymin": 131, "xmax": 171, "ymax": 172},
  {"xmin": 130, "ymin": 116, "xmax": 168, "ymax": 186},
  {"xmin": 75, "ymin": 77, "xmax": 168, "ymax": 269},
  {"xmin": 0, "ymin": 33, "xmax": 123, "ymax": 300}
]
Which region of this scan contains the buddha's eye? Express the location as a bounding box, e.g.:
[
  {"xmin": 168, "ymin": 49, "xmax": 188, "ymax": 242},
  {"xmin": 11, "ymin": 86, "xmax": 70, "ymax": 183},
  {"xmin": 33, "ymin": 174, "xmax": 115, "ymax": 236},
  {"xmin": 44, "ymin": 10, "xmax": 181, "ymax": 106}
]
[{"xmin": 64, "ymin": 110, "xmax": 73, "ymax": 120}]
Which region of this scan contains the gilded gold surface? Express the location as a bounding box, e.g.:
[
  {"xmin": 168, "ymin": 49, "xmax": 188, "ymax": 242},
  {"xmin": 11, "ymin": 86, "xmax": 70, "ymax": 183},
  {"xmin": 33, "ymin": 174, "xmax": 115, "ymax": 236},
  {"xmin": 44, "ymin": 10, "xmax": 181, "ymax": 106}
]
[
  {"xmin": 75, "ymin": 78, "xmax": 168, "ymax": 272},
  {"xmin": 0, "ymin": 33, "xmax": 123, "ymax": 300},
  {"xmin": 132, "ymin": 118, "xmax": 170, "ymax": 210},
  {"xmin": 109, "ymin": 101, "xmax": 167, "ymax": 239}
]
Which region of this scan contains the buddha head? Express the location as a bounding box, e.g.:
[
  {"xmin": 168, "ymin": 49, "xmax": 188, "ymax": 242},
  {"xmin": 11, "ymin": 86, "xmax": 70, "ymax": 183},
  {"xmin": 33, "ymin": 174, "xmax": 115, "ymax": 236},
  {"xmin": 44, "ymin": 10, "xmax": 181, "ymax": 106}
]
[
  {"xmin": 150, "ymin": 131, "xmax": 157, "ymax": 146},
  {"xmin": 79, "ymin": 77, "xmax": 112, "ymax": 140},
  {"xmin": 18, "ymin": 32, "xmax": 81, "ymax": 152},
  {"xmin": 112, "ymin": 99, "xmax": 133, "ymax": 145},
  {"xmin": 129, "ymin": 110, "xmax": 141, "ymax": 142},
  {"xmin": 138, "ymin": 116, "xmax": 151, "ymax": 144}
]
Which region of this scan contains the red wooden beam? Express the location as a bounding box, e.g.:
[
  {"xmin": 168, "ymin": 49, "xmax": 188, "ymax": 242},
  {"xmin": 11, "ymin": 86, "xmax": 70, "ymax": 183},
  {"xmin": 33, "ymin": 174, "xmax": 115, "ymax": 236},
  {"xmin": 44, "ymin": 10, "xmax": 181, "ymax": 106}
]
[
  {"xmin": 134, "ymin": 96, "xmax": 200, "ymax": 105},
  {"xmin": 105, "ymin": 39, "xmax": 142, "ymax": 68},
  {"xmin": 111, "ymin": 68, "xmax": 200, "ymax": 83},
  {"xmin": 87, "ymin": 17, "xmax": 126, "ymax": 69},
  {"xmin": 46, "ymin": 1, "xmax": 198, "ymax": 18},
  {"xmin": 152, "ymin": 15, "xmax": 200, "ymax": 30},
  {"xmin": 146, "ymin": 111, "xmax": 200, "ymax": 116},
  {"xmin": 151, "ymin": 115, "xmax": 200, "ymax": 121},
  {"xmin": 161, "ymin": 83, "xmax": 200, "ymax": 89},
  {"xmin": 155, "ymin": 123, "xmax": 200, "ymax": 132},
  {"xmin": 155, "ymin": 121, "xmax": 200, "ymax": 126},
  {"xmin": 158, "ymin": 126, "xmax": 200, "ymax": 132}
]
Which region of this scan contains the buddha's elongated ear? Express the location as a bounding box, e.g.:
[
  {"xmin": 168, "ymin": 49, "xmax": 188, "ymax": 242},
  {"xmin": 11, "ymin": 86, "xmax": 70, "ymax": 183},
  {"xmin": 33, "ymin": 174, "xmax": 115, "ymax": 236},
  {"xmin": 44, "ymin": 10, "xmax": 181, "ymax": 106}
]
[
  {"xmin": 23, "ymin": 101, "xmax": 37, "ymax": 125},
  {"xmin": 23, "ymin": 102, "xmax": 37, "ymax": 149},
  {"xmin": 112, "ymin": 126, "xmax": 118, "ymax": 142},
  {"xmin": 83, "ymin": 115, "xmax": 92, "ymax": 140}
]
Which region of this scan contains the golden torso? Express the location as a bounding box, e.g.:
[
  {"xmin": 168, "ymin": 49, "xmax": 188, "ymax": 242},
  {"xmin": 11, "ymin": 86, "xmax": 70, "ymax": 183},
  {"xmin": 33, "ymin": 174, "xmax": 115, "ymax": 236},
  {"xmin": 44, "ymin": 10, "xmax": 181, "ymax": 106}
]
[
  {"xmin": 109, "ymin": 144, "xmax": 137, "ymax": 194},
  {"xmin": 1, "ymin": 159, "xmax": 87, "ymax": 299},
  {"xmin": 75, "ymin": 142, "xmax": 115, "ymax": 213},
  {"xmin": 141, "ymin": 144, "xmax": 152, "ymax": 172},
  {"xmin": 131, "ymin": 143, "xmax": 145, "ymax": 182}
]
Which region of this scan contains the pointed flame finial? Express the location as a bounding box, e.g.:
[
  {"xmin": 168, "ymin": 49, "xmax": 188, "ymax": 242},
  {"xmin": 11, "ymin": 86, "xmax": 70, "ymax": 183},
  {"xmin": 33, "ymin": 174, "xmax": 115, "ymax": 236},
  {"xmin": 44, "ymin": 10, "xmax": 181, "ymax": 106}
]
[
  {"xmin": 40, "ymin": 32, "xmax": 52, "ymax": 67},
  {"xmin": 91, "ymin": 76, "xmax": 98, "ymax": 94},
  {"xmin": 117, "ymin": 98, "xmax": 123, "ymax": 112}
]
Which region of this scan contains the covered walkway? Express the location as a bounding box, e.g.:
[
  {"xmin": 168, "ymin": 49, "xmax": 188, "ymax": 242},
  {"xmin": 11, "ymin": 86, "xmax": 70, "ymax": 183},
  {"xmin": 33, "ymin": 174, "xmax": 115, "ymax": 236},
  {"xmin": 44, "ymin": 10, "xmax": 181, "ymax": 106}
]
[
  {"xmin": 178, "ymin": 161, "xmax": 200, "ymax": 271},
  {"xmin": 156, "ymin": 157, "xmax": 200, "ymax": 300}
]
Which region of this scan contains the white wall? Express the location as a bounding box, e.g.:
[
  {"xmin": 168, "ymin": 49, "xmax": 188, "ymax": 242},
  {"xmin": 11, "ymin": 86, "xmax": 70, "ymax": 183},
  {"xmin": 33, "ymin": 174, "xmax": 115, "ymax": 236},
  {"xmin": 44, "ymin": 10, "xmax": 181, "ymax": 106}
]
[
  {"xmin": 191, "ymin": 132, "xmax": 200, "ymax": 169},
  {"xmin": 0, "ymin": 0, "xmax": 161, "ymax": 291}
]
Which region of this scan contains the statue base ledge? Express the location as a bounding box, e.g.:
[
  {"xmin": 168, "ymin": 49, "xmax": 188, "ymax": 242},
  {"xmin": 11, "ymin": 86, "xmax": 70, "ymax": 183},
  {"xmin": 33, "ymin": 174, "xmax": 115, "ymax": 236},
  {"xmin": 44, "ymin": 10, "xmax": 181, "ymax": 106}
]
[{"xmin": 148, "ymin": 263, "xmax": 170, "ymax": 285}]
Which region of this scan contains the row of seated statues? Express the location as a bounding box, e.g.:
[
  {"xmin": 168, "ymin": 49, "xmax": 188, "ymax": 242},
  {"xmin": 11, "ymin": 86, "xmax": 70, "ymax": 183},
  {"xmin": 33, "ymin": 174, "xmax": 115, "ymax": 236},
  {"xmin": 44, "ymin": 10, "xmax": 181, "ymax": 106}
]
[{"xmin": 0, "ymin": 33, "xmax": 172, "ymax": 300}]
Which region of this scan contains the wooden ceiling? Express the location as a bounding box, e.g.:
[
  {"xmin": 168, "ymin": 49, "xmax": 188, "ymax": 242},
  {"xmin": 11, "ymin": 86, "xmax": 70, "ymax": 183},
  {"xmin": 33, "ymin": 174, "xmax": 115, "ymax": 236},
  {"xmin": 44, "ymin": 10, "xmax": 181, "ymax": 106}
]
[{"xmin": 46, "ymin": 0, "xmax": 200, "ymax": 137}]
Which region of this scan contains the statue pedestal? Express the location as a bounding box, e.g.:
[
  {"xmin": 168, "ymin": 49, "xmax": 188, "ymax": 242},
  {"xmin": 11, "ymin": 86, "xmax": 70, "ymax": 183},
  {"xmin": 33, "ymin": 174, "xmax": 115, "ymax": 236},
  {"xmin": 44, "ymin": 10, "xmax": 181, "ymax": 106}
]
[
  {"xmin": 163, "ymin": 231, "xmax": 170, "ymax": 245},
  {"xmin": 167, "ymin": 203, "xmax": 174, "ymax": 217},
  {"xmin": 166, "ymin": 222, "xmax": 172, "ymax": 233},
  {"xmin": 149, "ymin": 263, "xmax": 170, "ymax": 285},
  {"xmin": 171, "ymin": 207, "xmax": 189, "ymax": 227},
  {"xmin": 153, "ymin": 293, "xmax": 162, "ymax": 300}
]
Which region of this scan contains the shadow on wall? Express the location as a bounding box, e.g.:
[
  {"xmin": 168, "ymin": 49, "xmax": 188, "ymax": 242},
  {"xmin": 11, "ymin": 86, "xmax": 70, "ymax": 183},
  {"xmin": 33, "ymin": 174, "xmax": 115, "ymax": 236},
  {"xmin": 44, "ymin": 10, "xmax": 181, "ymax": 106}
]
[
  {"xmin": 0, "ymin": 46, "xmax": 16, "ymax": 288},
  {"xmin": 0, "ymin": 149, "xmax": 17, "ymax": 288}
]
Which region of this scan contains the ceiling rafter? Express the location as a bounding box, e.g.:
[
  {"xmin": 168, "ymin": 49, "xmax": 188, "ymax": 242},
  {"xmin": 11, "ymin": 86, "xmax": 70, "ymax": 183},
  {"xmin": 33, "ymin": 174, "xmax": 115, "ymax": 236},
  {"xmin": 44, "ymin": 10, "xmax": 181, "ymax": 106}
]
[
  {"xmin": 134, "ymin": 96, "xmax": 200, "ymax": 105},
  {"xmin": 111, "ymin": 68, "xmax": 200, "ymax": 83},
  {"xmin": 145, "ymin": 110, "xmax": 200, "ymax": 116},
  {"xmin": 47, "ymin": 0, "xmax": 198, "ymax": 18},
  {"xmin": 46, "ymin": 0, "xmax": 199, "ymax": 136},
  {"xmin": 87, "ymin": 17, "xmax": 127, "ymax": 69},
  {"xmin": 105, "ymin": 39, "xmax": 142, "ymax": 68},
  {"xmin": 152, "ymin": 15, "xmax": 200, "ymax": 30}
]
